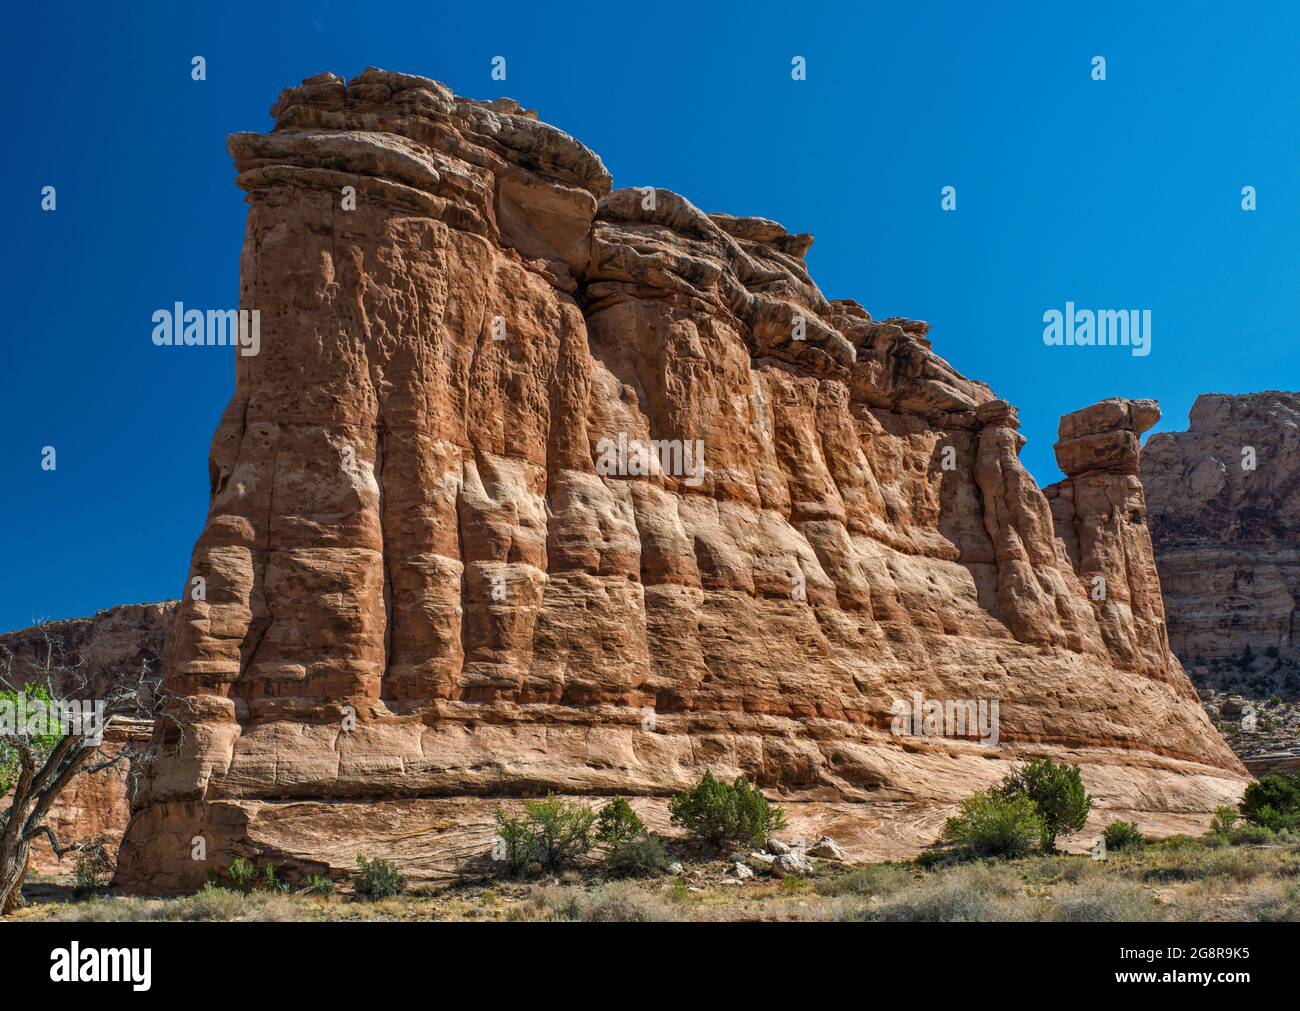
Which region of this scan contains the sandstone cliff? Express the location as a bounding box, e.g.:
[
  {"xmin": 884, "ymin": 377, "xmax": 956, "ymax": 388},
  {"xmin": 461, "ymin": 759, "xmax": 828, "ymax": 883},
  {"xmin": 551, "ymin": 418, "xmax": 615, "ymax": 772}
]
[
  {"xmin": 1143, "ymin": 392, "xmax": 1300, "ymax": 774},
  {"xmin": 0, "ymin": 603, "xmax": 172, "ymax": 871},
  {"xmin": 1143, "ymin": 392, "xmax": 1300, "ymax": 676},
  {"xmin": 113, "ymin": 70, "xmax": 1246, "ymax": 892}
]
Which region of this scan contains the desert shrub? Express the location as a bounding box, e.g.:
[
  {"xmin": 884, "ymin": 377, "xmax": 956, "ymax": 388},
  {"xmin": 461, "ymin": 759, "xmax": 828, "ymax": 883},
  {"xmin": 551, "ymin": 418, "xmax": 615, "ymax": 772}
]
[
  {"xmin": 914, "ymin": 847, "xmax": 963, "ymax": 870},
  {"xmin": 303, "ymin": 875, "xmax": 336, "ymax": 898},
  {"xmin": 172, "ymin": 884, "xmax": 248, "ymax": 921},
  {"xmin": 817, "ymin": 864, "xmax": 909, "ymax": 898},
  {"xmin": 263, "ymin": 864, "xmax": 290, "ymax": 894},
  {"xmin": 1216, "ymin": 850, "xmax": 1263, "ymax": 882},
  {"xmin": 508, "ymin": 885, "xmax": 582, "ymax": 921},
  {"xmin": 225, "ymin": 857, "xmax": 257, "ymax": 893},
  {"xmin": 1227, "ymin": 824, "xmax": 1275, "ymax": 846},
  {"xmin": 353, "ymin": 855, "xmax": 405, "ymax": 899},
  {"xmin": 859, "ymin": 865, "xmax": 1028, "ymax": 922},
  {"xmin": 603, "ymin": 836, "xmax": 668, "ymax": 878},
  {"xmin": 1241, "ymin": 772, "xmax": 1300, "ymax": 831},
  {"xmin": 493, "ymin": 794, "xmax": 596, "ymax": 876},
  {"xmin": 1052, "ymin": 880, "xmax": 1156, "ymax": 922},
  {"xmin": 1210, "ymin": 806, "xmax": 1241, "ymax": 835},
  {"xmin": 1103, "ymin": 821, "xmax": 1144, "ymax": 852},
  {"xmin": 511, "ymin": 882, "xmax": 680, "ymax": 922},
  {"xmin": 1147, "ymin": 833, "xmax": 1202, "ymax": 852},
  {"xmin": 942, "ymin": 790, "xmax": 1043, "ymax": 859},
  {"xmin": 997, "ymin": 758, "xmax": 1092, "ymax": 851},
  {"xmin": 594, "ymin": 797, "xmax": 647, "ymax": 849},
  {"xmin": 72, "ymin": 840, "xmax": 114, "ymax": 898},
  {"xmin": 577, "ymin": 882, "xmax": 680, "ymax": 922},
  {"xmin": 1021, "ymin": 854, "xmax": 1102, "ymax": 886},
  {"xmin": 668, "ymin": 771, "xmax": 786, "ymax": 850}
]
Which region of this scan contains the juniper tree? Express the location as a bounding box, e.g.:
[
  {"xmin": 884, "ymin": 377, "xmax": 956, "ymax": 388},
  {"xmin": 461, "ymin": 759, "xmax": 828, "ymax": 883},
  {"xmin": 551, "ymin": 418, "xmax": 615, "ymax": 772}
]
[{"xmin": 0, "ymin": 627, "xmax": 165, "ymax": 915}]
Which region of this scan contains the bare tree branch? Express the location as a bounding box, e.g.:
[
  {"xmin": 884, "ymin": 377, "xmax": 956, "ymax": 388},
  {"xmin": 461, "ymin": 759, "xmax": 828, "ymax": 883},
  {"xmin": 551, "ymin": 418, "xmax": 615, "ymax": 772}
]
[{"xmin": 1, "ymin": 623, "xmax": 173, "ymax": 915}]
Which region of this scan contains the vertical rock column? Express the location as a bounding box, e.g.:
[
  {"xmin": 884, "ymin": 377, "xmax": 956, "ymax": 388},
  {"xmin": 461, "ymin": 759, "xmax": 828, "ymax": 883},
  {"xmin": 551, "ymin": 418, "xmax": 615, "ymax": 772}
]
[{"xmin": 1045, "ymin": 398, "xmax": 1186, "ymax": 690}]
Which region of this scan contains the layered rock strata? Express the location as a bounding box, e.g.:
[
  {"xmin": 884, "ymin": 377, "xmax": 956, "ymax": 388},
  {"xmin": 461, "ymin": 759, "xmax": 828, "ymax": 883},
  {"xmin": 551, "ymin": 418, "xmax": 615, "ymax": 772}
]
[
  {"xmin": 114, "ymin": 70, "xmax": 1246, "ymax": 891},
  {"xmin": 1142, "ymin": 393, "xmax": 1300, "ymax": 671}
]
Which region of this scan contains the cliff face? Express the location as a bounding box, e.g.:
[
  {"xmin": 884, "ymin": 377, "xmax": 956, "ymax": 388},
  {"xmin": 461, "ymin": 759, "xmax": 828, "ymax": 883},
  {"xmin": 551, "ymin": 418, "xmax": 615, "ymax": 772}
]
[
  {"xmin": 0, "ymin": 603, "xmax": 172, "ymax": 871},
  {"xmin": 1143, "ymin": 393, "xmax": 1300, "ymax": 675},
  {"xmin": 113, "ymin": 70, "xmax": 1245, "ymax": 892}
]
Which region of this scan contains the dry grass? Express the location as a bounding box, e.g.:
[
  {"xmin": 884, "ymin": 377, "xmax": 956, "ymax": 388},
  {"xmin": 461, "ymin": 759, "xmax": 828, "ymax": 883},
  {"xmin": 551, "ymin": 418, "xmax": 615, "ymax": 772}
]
[{"xmin": 13, "ymin": 835, "xmax": 1300, "ymax": 923}]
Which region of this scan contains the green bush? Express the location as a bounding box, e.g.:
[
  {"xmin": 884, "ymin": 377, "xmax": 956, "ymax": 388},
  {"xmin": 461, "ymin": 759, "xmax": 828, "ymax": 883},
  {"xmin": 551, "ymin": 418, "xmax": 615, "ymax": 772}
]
[
  {"xmin": 915, "ymin": 847, "xmax": 962, "ymax": 870},
  {"xmin": 942, "ymin": 790, "xmax": 1044, "ymax": 859},
  {"xmin": 303, "ymin": 875, "xmax": 336, "ymax": 898},
  {"xmin": 594, "ymin": 797, "xmax": 646, "ymax": 849},
  {"xmin": 1102, "ymin": 820, "xmax": 1144, "ymax": 851},
  {"xmin": 493, "ymin": 794, "xmax": 596, "ymax": 876},
  {"xmin": 603, "ymin": 836, "xmax": 668, "ymax": 878},
  {"xmin": 263, "ymin": 864, "xmax": 290, "ymax": 894},
  {"xmin": 1227, "ymin": 824, "xmax": 1275, "ymax": 846},
  {"xmin": 1241, "ymin": 772, "xmax": 1300, "ymax": 832},
  {"xmin": 668, "ymin": 771, "xmax": 786, "ymax": 850},
  {"xmin": 1210, "ymin": 805, "xmax": 1241, "ymax": 835},
  {"xmin": 226, "ymin": 857, "xmax": 257, "ymax": 893},
  {"xmin": 997, "ymin": 758, "xmax": 1092, "ymax": 851},
  {"xmin": 353, "ymin": 855, "xmax": 405, "ymax": 899}
]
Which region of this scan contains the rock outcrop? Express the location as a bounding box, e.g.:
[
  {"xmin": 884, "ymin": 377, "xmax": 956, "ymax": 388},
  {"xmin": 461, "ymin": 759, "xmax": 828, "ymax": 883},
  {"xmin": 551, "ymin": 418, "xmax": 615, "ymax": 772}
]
[
  {"xmin": 0, "ymin": 603, "xmax": 173, "ymax": 871},
  {"xmin": 1143, "ymin": 393, "xmax": 1300, "ymax": 676},
  {"xmin": 1043, "ymin": 398, "xmax": 1185, "ymax": 692},
  {"xmin": 113, "ymin": 70, "xmax": 1246, "ymax": 892}
]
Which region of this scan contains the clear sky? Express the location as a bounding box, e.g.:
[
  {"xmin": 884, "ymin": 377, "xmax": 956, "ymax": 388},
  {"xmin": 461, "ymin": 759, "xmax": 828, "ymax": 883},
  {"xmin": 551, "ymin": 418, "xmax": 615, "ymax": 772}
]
[{"xmin": 3, "ymin": 0, "xmax": 1297, "ymax": 632}]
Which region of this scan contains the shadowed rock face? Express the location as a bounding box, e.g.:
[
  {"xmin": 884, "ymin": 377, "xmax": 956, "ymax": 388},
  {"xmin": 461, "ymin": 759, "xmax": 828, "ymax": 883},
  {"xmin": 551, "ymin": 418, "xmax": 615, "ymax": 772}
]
[
  {"xmin": 1143, "ymin": 392, "xmax": 1300, "ymax": 670},
  {"xmin": 112, "ymin": 69, "xmax": 1245, "ymax": 892}
]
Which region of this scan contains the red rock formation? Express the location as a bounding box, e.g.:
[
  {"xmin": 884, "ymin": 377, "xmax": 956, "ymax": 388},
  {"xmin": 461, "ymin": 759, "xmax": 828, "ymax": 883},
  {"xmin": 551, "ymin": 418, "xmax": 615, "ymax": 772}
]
[
  {"xmin": 1143, "ymin": 393, "xmax": 1300, "ymax": 671},
  {"xmin": 1044, "ymin": 398, "xmax": 1186, "ymax": 692},
  {"xmin": 113, "ymin": 70, "xmax": 1246, "ymax": 892}
]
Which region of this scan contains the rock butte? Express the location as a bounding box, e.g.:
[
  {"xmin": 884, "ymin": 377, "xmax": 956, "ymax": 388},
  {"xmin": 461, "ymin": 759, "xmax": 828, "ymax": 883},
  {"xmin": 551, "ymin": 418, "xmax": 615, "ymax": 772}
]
[{"xmin": 102, "ymin": 69, "xmax": 1246, "ymax": 891}]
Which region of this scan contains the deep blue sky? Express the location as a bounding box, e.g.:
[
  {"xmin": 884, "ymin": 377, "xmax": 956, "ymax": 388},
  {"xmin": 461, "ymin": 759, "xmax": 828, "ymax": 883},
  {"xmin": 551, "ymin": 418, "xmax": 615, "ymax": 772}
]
[{"xmin": 3, "ymin": 1, "xmax": 1297, "ymax": 632}]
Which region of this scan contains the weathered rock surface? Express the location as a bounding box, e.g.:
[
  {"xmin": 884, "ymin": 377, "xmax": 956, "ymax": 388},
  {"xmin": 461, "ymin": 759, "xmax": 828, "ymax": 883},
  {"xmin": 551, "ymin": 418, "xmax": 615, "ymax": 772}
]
[
  {"xmin": 0, "ymin": 603, "xmax": 174, "ymax": 699},
  {"xmin": 1043, "ymin": 399, "xmax": 1186, "ymax": 693},
  {"xmin": 0, "ymin": 603, "xmax": 173, "ymax": 871},
  {"xmin": 1143, "ymin": 393, "xmax": 1300, "ymax": 674},
  {"xmin": 112, "ymin": 70, "xmax": 1246, "ymax": 893}
]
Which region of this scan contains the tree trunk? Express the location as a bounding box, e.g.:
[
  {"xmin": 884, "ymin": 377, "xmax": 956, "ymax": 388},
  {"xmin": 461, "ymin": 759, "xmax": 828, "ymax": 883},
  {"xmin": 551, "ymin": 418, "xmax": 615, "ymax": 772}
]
[
  {"xmin": 0, "ymin": 736, "xmax": 92, "ymax": 916},
  {"xmin": 0, "ymin": 844, "xmax": 33, "ymax": 915}
]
